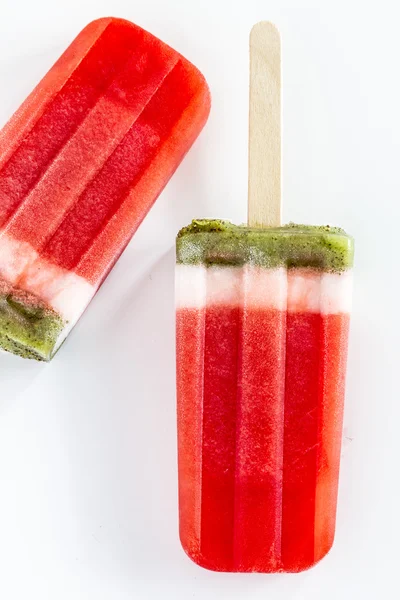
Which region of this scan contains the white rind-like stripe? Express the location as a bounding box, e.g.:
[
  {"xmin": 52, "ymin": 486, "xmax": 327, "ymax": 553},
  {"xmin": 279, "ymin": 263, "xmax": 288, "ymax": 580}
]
[
  {"xmin": 206, "ymin": 266, "xmax": 243, "ymax": 306},
  {"xmin": 287, "ymin": 269, "xmax": 353, "ymax": 314},
  {"xmin": 287, "ymin": 269, "xmax": 321, "ymax": 313},
  {"xmin": 21, "ymin": 258, "xmax": 95, "ymax": 322},
  {"xmin": 0, "ymin": 233, "xmax": 95, "ymax": 322},
  {"xmin": 243, "ymin": 266, "xmax": 287, "ymax": 310},
  {"xmin": 175, "ymin": 264, "xmax": 207, "ymax": 309},
  {"xmin": 0, "ymin": 234, "xmax": 38, "ymax": 283},
  {"xmin": 321, "ymin": 270, "xmax": 353, "ymax": 314},
  {"xmin": 175, "ymin": 264, "xmax": 352, "ymax": 314}
]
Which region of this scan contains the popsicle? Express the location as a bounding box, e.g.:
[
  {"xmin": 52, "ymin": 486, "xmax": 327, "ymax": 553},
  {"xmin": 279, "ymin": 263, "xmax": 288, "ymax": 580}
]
[
  {"xmin": 176, "ymin": 221, "xmax": 353, "ymax": 572},
  {"xmin": 175, "ymin": 23, "xmax": 354, "ymax": 572},
  {"xmin": 0, "ymin": 17, "xmax": 210, "ymax": 360}
]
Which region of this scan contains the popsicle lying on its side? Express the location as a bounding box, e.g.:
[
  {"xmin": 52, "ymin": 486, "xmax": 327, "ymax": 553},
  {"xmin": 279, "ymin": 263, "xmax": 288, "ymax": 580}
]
[
  {"xmin": 176, "ymin": 220, "xmax": 354, "ymax": 572},
  {"xmin": 0, "ymin": 17, "xmax": 210, "ymax": 360}
]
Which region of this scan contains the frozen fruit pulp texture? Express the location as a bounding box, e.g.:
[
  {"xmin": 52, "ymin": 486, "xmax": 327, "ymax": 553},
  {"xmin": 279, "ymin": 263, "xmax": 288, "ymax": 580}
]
[
  {"xmin": 177, "ymin": 306, "xmax": 349, "ymax": 572},
  {"xmin": 0, "ymin": 18, "xmax": 210, "ymax": 360},
  {"xmin": 0, "ymin": 18, "xmax": 210, "ymax": 282},
  {"xmin": 176, "ymin": 225, "xmax": 353, "ymax": 572}
]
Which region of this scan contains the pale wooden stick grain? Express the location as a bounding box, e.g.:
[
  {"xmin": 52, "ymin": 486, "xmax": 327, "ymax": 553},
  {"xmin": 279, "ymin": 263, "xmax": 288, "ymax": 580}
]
[{"xmin": 248, "ymin": 22, "xmax": 281, "ymax": 227}]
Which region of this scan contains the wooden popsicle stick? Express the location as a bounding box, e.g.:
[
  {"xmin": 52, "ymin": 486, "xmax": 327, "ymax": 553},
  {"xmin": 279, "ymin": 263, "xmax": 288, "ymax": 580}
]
[{"xmin": 248, "ymin": 22, "xmax": 281, "ymax": 228}]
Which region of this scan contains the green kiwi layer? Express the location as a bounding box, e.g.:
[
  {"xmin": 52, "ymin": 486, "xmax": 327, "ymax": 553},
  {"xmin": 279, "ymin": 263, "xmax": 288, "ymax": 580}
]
[
  {"xmin": 177, "ymin": 220, "xmax": 354, "ymax": 272},
  {"xmin": 0, "ymin": 285, "xmax": 64, "ymax": 361}
]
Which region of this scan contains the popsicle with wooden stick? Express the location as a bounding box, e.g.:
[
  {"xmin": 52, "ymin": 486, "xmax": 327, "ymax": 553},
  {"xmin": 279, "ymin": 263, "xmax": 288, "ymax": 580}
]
[{"xmin": 176, "ymin": 22, "xmax": 353, "ymax": 572}]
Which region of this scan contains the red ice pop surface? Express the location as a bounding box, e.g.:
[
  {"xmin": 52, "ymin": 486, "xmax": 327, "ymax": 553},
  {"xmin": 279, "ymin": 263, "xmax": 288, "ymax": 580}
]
[
  {"xmin": 0, "ymin": 18, "xmax": 210, "ymax": 286},
  {"xmin": 176, "ymin": 306, "xmax": 349, "ymax": 572}
]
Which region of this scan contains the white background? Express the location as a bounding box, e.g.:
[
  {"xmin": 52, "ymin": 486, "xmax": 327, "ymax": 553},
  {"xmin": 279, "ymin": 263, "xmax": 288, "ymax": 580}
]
[{"xmin": 0, "ymin": 0, "xmax": 397, "ymax": 598}]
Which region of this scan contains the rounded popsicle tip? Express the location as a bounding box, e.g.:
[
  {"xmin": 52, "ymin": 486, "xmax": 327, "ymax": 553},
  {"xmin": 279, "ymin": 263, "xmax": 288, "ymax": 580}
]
[
  {"xmin": 84, "ymin": 16, "xmax": 132, "ymax": 28},
  {"xmin": 76, "ymin": 16, "xmax": 114, "ymax": 35},
  {"xmin": 180, "ymin": 538, "xmax": 218, "ymax": 571},
  {"xmin": 179, "ymin": 533, "xmax": 337, "ymax": 573},
  {"xmin": 84, "ymin": 16, "xmax": 211, "ymax": 125},
  {"xmin": 179, "ymin": 534, "xmax": 239, "ymax": 573},
  {"xmin": 193, "ymin": 71, "xmax": 212, "ymax": 120},
  {"xmin": 284, "ymin": 536, "xmax": 337, "ymax": 573}
]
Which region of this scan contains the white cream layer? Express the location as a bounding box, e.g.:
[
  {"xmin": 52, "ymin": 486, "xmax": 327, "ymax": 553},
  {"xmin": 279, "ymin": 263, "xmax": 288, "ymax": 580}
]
[
  {"xmin": 0, "ymin": 233, "xmax": 95, "ymax": 323},
  {"xmin": 175, "ymin": 264, "xmax": 353, "ymax": 315}
]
